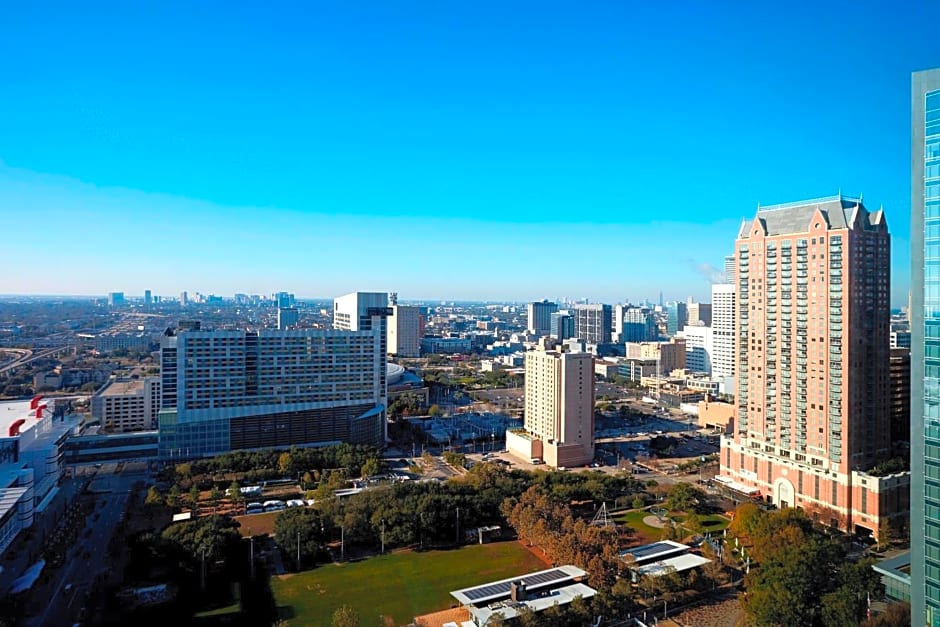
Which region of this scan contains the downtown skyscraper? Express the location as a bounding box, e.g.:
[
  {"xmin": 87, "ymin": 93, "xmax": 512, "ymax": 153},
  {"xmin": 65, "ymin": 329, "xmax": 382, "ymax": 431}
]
[
  {"xmin": 719, "ymin": 196, "xmax": 906, "ymax": 538},
  {"xmin": 911, "ymin": 67, "xmax": 940, "ymax": 627}
]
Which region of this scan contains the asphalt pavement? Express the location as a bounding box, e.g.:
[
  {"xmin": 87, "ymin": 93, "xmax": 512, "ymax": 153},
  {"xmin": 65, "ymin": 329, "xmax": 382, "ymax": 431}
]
[{"xmin": 27, "ymin": 469, "xmax": 143, "ymax": 627}]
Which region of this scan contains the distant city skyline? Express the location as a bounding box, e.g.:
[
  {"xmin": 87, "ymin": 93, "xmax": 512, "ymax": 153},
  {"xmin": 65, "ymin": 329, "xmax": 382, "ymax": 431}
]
[{"xmin": 2, "ymin": 3, "xmax": 937, "ymax": 305}]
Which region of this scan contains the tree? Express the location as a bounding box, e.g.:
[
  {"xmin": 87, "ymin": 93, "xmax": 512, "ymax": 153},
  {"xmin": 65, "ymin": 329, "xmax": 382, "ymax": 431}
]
[
  {"xmin": 274, "ymin": 507, "xmax": 324, "ymax": 571},
  {"xmin": 331, "ymin": 605, "xmax": 359, "ymax": 627},
  {"xmin": 226, "ymin": 480, "xmax": 241, "ymax": 501},
  {"xmin": 176, "ymin": 462, "xmax": 192, "ymax": 479},
  {"xmin": 161, "ymin": 515, "xmax": 241, "ymax": 564},
  {"xmin": 665, "ymin": 482, "xmax": 706, "ymax": 513},
  {"xmin": 862, "ymin": 602, "xmax": 911, "ymax": 627},
  {"xmin": 741, "ymin": 508, "xmax": 850, "ymax": 627},
  {"xmin": 428, "ymin": 404, "xmax": 442, "ymax": 417},
  {"xmin": 166, "ymin": 485, "xmax": 181, "ymax": 509},
  {"xmin": 209, "ymin": 486, "xmax": 224, "ymax": 511},
  {"xmin": 189, "ymin": 486, "xmax": 201, "ymax": 514},
  {"xmin": 144, "ymin": 486, "xmax": 164, "ymax": 508},
  {"xmin": 278, "ymin": 451, "xmax": 294, "ymax": 476},
  {"xmin": 631, "ymin": 495, "xmax": 645, "ymax": 509},
  {"xmin": 361, "ymin": 457, "xmax": 380, "ymax": 478}
]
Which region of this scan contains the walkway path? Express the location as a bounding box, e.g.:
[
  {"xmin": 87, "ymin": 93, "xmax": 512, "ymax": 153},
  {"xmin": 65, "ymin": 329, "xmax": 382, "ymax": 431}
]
[{"xmin": 643, "ymin": 514, "xmax": 669, "ymax": 529}]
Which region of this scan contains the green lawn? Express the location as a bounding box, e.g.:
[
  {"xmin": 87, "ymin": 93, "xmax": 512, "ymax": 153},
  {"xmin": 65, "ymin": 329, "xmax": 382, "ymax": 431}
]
[
  {"xmin": 613, "ymin": 509, "xmax": 663, "ymax": 543},
  {"xmin": 614, "ymin": 509, "xmax": 731, "ymax": 544},
  {"xmin": 271, "ymin": 541, "xmax": 548, "ymax": 625}
]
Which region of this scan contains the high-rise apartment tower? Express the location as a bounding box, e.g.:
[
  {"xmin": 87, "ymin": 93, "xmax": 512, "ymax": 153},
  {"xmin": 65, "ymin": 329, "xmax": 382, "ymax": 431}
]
[{"xmin": 719, "ymin": 195, "xmax": 906, "ymax": 539}]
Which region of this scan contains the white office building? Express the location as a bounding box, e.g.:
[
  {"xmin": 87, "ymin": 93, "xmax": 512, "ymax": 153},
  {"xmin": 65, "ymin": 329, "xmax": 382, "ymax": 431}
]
[
  {"xmin": 388, "ymin": 305, "xmax": 423, "ymax": 358},
  {"xmin": 681, "ymin": 325, "xmax": 713, "ymax": 374},
  {"xmin": 711, "ymin": 283, "xmax": 735, "ymax": 395}
]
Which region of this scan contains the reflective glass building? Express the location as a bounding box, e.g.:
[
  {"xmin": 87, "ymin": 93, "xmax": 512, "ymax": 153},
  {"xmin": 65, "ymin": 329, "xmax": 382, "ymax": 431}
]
[{"xmin": 913, "ymin": 67, "xmax": 940, "ymax": 627}]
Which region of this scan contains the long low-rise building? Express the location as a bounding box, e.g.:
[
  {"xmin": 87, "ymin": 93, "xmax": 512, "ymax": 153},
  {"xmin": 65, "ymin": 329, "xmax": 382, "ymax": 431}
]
[
  {"xmin": 0, "ymin": 398, "xmax": 78, "ymax": 562},
  {"xmin": 450, "ymin": 565, "xmax": 596, "ymax": 625}
]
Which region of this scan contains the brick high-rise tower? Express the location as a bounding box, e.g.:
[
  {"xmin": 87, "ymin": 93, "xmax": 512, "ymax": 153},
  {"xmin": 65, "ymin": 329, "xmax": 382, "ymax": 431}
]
[{"xmin": 718, "ymin": 195, "xmax": 907, "ymax": 537}]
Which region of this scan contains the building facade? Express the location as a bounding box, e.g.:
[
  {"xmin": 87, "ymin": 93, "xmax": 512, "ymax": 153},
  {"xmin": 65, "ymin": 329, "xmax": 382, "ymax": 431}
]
[
  {"xmin": 388, "ymin": 304, "xmax": 424, "ymax": 358},
  {"xmin": 687, "ymin": 300, "xmax": 712, "ymax": 327},
  {"xmin": 420, "ymin": 336, "xmax": 471, "ymax": 354},
  {"xmin": 681, "ymin": 326, "xmax": 712, "ymax": 374},
  {"xmin": 719, "ymin": 195, "xmax": 903, "ymax": 540},
  {"xmin": 712, "ymin": 283, "xmax": 736, "ymax": 395},
  {"xmin": 92, "ymin": 377, "xmax": 161, "ymax": 432},
  {"xmin": 625, "ymin": 339, "xmax": 686, "ymax": 374},
  {"xmin": 889, "ymin": 348, "xmax": 911, "ymax": 448},
  {"xmin": 666, "ymin": 302, "xmax": 688, "ymax": 336},
  {"xmin": 891, "ymin": 329, "xmax": 912, "ymax": 349},
  {"xmin": 277, "ymin": 307, "xmax": 299, "ymax": 330},
  {"xmin": 912, "ymin": 67, "xmax": 940, "ymax": 627},
  {"xmin": 527, "ymin": 300, "xmax": 559, "ymax": 336},
  {"xmin": 573, "ymin": 303, "xmax": 612, "ymax": 345},
  {"xmin": 158, "ymin": 325, "xmax": 387, "ymax": 459},
  {"xmin": 506, "ymin": 348, "xmax": 594, "ymax": 468},
  {"xmin": 550, "ymin": 311, "xmax": 574, "ymax": 341},
  {"xmin": 619, "ymin": 307, "xmax": 658, "ymax": 343}
]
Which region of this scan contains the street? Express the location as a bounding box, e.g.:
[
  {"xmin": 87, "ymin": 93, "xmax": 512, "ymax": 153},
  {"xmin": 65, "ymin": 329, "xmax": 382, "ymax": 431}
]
[{"xmin": 27, "ymin": 467, "xmax": 144, "ymax": 627}]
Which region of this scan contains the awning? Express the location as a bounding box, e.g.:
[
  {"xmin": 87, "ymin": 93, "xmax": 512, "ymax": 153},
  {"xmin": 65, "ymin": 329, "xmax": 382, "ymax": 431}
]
[{"xmin": 713, "ymin": 476, "xmax": 760, "ymax": 496}]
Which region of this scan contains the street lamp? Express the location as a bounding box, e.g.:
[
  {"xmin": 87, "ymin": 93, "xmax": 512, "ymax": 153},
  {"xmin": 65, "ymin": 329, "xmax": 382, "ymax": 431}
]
[{"xmin": 381, "ymin": 519, "xmax": 385, "ymax": 555}]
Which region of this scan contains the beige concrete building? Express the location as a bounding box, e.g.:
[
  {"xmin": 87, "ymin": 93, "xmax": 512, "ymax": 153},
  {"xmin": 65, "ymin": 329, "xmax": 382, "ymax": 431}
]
[
  {"xmin": 388, "ymin": 304, "xmax": 424, "ymax": 358},
  {"xmin": 718, "ymin": 195, "xmax": 906, "ymax": 538},
  {"xmin": 506, "ymin": 348, "xmax": 594, "ymax": 468},
  {"xmin": 91, "ymin": 377, "xmax": 161, "ymax": 432},
  {"xmin": 625, "ymin": 339, "xmax": 686, "ymax": 373}
]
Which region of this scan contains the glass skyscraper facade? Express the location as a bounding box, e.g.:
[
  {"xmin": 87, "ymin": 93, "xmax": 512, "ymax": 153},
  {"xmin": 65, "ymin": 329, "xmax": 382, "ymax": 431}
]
[{"xmin": 913, "ymin": 68, "xmax": 940, "ymax": 627}]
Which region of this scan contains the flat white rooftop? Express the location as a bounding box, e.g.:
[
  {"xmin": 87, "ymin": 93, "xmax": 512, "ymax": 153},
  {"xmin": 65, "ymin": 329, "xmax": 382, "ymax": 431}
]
[
  {"xmin": 636, "ymin": 553, "xmax": 711, "ymax": 577},
  {"xmin": 467, "ymin": 583, "xmax": 597, "ymax": 623},
  {"xmin": 714, "ymin": 475, "xmax": 761, "ymax": 495},
  {"xmin": 620, "ymin": 540, "xmax": 689, "ymax": 564}
]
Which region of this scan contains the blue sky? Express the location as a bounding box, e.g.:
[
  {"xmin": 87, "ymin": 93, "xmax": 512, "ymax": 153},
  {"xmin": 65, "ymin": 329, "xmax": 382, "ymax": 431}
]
[{"xmin": 1, "ymin": 2, "xmax": 936, "ymax": 304}]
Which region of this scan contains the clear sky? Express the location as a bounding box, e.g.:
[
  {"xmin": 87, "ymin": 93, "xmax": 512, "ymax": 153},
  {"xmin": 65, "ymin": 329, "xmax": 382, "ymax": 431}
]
[{"xmin": 1, "ymin": 1, "xmax": 936, "ymax": 304}]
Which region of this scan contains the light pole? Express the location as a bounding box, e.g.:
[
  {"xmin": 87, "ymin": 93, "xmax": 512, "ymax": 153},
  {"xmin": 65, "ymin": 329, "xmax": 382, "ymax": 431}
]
[
  {"xmin": 249, "ymin": 536, "xmax": 255, "ymax": 579},
  {"xmin": 455, "ymin": 507, "xmax": 460, "ymax": 545},
  {"xmin": 296, "ymin": 530, "xmax": 301, "ymax": 570},
  {"xmin": 341, "ymin": 525, "xmax": 345, "ymax": 561},
  {"xmin": 381, "ymin": 519, "xmax": 385, "ymax": 555},
  {"xmin": 200, "ymin": 546, "xmax": 207, "ymax": 591}
]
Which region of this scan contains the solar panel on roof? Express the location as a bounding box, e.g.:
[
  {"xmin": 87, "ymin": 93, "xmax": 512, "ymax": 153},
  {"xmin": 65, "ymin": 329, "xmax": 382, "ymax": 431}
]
[
  {"xmin": 628, "ymin": 542, "xmax": 673, "ymax": 560},
  {"xmin": 457, "ymin": 568, "xmax": 572, "ymax": 603},
  {"xmin": 462, "ymin": 582, "xmax": 511, "ymax": 602}
]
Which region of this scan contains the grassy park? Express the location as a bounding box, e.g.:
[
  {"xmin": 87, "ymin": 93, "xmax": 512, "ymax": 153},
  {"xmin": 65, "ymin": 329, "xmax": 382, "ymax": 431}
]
[
  {"xmin": 614, "ymin": 508, "xmax": 731, "ymax": 544},
  {"xmin": 271, "ymin": 541, "xmax": 548, "ymax": 625}
]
